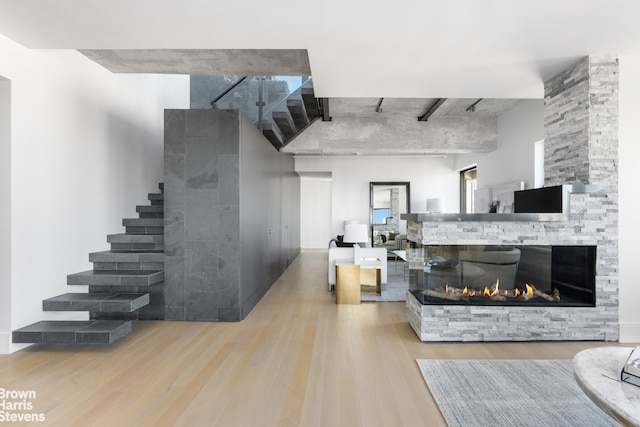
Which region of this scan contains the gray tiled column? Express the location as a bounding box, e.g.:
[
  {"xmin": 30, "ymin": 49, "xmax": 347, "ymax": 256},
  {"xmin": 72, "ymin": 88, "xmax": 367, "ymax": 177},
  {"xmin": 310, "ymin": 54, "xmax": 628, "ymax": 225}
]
[{"xmin": 164, "ymin": 109, "xmax": 241, "ymax": 321}]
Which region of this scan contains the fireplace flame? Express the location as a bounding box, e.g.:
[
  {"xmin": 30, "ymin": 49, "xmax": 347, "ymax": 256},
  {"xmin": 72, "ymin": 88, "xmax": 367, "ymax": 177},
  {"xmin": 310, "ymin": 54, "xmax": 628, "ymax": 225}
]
[
  {"xmin": 481, "ymin": 279, "xmax": 500, "ymax": 297},
  {"xmin": 461, "ymin": 287, "xmax": 476, "ymax": 297},
  {"xmin": 425, "ymin": 279, "xmax": 558, "ymax": 303}
]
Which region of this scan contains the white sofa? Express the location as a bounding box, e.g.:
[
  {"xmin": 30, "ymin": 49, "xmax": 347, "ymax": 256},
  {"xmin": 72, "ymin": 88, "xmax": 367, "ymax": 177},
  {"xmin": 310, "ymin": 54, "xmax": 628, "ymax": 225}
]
[
  {"xmin": 328, "ymin": 247, "xmax": 388, "ymax": 290},
  {"xmin": 458, "ymin": 247, "xmax": 521, "ymax": 288}
]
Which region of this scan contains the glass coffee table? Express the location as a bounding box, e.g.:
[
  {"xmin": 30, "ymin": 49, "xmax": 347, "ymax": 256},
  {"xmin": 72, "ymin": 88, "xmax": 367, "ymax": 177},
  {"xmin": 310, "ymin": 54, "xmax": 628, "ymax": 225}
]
[{"xmin": 391, "ymin": 250, "xmax": 408, "ymax": 277}]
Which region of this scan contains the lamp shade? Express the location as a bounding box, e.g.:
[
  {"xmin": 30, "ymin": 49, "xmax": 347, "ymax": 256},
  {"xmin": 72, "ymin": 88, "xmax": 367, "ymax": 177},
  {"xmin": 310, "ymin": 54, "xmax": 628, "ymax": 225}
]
[
  {"xmin": 427, "ymin": 198, "xmax": 444, "ymax": 213},
  {"xmin": 343, "ymin": 223, "xmax": 369, "ymax": 244}
]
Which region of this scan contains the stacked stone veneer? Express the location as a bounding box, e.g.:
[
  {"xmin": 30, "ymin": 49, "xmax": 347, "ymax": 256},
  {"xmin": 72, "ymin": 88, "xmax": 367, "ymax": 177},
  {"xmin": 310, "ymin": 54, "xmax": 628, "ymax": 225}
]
[{"xmin": 407, "ymin": 56, "xmax": 619, "ymax": 341}]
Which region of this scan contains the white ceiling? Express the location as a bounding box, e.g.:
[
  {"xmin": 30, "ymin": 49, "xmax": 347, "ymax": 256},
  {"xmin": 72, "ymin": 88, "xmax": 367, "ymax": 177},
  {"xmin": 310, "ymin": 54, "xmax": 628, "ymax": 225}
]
[{"xmin": 1, "ymin": 0, "xmax": 639, "ymax": 99}]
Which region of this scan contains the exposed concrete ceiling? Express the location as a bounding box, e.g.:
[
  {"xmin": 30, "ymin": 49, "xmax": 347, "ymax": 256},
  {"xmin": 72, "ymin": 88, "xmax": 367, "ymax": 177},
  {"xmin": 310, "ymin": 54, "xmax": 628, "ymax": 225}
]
[
  {"xmin": 329, "ymin": 98, "xmax": 519, "ymax": 118},
  {"xmin": 1, "ymin": 0, "xmax": 639, "ymax": 99},
  {"xmin": 0, "ymin": 1, "xmax": 635, "ymax": 156},
  {"xmin": 79, "ymin": 49, "xmax": 312, "ymax": 76},
  {"xmin": 278, "ymin": 97, "xmax": 520, "ymax": 156}
]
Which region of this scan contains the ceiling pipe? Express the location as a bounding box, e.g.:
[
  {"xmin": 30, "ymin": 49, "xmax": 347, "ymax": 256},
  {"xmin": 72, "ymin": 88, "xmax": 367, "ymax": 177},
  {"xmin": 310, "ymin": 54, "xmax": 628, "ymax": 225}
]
[
  {"xmin": 466, "ymin": 98, "xmax": 483, "ymax": 112},
  {"xmin": 418, "ymin": 98, "xmax": 446, "ymax": 121}
]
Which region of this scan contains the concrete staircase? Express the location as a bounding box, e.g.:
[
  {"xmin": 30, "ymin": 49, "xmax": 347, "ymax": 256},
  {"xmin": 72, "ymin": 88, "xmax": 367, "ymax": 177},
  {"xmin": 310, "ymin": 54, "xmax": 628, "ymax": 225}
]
[
  {"xmin": 12, "ymin": 184, "xmax": 165, "ymax": 345},
  {"xmin": 261, "ymin": 87, "xmax": 324, "ymax": 149}
]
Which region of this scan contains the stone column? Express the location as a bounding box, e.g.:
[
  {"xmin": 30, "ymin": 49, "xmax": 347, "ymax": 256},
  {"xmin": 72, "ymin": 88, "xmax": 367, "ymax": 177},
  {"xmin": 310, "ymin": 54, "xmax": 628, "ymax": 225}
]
[{"xmin": 544, "ymin": 55, "xmax": 619, "ymax": 191}]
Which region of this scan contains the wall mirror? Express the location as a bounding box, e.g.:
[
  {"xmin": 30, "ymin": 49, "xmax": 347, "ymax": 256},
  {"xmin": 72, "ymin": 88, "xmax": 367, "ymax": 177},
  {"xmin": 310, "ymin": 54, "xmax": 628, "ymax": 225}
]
[{"xmin": 369, "ymin": 182, "xmax": 410, "ymax": 247}]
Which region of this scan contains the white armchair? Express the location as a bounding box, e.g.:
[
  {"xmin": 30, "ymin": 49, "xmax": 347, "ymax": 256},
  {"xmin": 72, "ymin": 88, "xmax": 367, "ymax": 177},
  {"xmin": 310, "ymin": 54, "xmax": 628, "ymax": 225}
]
[{"xmin": 328, "ymin": 247, "xmax": 388, "ymax": 290}]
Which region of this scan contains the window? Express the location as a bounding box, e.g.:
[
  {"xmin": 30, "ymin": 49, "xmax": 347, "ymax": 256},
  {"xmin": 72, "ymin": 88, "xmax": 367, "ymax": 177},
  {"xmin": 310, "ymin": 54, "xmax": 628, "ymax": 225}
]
[
  {"xmin": 534, "ymin": 140, "xmax": 544, "ymax": 188},
  {"xmin": 373, "ymin": 208, "xmax": 390, "ymax": 224}
]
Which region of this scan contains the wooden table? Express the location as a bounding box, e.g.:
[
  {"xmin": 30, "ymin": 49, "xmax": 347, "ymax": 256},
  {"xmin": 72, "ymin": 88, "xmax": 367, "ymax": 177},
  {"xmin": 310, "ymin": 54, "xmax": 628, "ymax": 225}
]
[{"xmin": 573, "ymin": 346, "xmax": 640, "ymax": 427}]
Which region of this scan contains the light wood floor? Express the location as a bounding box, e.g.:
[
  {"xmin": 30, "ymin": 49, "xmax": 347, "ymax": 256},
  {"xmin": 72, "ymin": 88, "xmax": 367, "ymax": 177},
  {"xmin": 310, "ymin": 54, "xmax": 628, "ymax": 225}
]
[{"xmin": 0, "ymin": 249, "xmax": 633, "ymax": 427}]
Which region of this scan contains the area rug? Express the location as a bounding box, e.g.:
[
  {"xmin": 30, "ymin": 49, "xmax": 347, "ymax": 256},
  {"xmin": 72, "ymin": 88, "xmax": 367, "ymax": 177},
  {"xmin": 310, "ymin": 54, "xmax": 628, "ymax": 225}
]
[
  {"xmin": 361, "ymin": 260, "xmax": 409, "ymax": 302},
  {"xmin": 416, "ymin": 359, "xmax": 618, "ymax": 427}
]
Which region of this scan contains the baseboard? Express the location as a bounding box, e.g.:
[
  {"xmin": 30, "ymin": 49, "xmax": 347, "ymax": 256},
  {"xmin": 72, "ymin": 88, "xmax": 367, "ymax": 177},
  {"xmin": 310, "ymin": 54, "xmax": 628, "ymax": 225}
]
[
  {"xmin": 0, "ymin": 332, "xmax": 31, "ymax": 354},
  {"xmin": 619, "ymin": 322, "xmax": 640, "ymax": 343},
  {"xmin": 0, "ymin": 332, "xmax": 9, "ymax": 354}
]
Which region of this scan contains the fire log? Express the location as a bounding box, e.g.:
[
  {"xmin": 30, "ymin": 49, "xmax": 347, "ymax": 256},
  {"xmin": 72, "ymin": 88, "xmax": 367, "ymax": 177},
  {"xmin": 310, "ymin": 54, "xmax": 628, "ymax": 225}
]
[
  {"xmin": 530, "ymin": 284, "xmax": 561, "ymax": 302},
  {"xmin": 423, "ymin": 288, "xmax": 468, "ymax": 301},
  {"xmin": 518, "ymin": 292, "xmax": 535, "ymax": 302}
]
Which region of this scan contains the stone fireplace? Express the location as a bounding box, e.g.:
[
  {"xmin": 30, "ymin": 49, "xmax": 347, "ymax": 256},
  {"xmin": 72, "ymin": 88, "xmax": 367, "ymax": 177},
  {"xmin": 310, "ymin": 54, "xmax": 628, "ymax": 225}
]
[{"xmin": 404, "ymin": 55, "xmax": 619, "ymax": 341}]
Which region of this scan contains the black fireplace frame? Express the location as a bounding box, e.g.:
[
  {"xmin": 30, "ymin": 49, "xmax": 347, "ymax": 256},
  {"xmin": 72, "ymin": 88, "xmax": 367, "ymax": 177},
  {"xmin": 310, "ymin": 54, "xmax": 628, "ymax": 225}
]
[{"xmin": 409, "ymin": 244, "xmax": 596, "ymax": 307}]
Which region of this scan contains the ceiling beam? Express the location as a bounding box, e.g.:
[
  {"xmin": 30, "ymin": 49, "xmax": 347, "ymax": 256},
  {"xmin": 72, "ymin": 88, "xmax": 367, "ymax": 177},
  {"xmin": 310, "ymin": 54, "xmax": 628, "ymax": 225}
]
[
  {"xmin": 418, "ymin": 98, "xmax": 446, "ymax": 122},
  {"xmin": 319, "ymin": 98, "xmax": 332, "ymax": 121}
]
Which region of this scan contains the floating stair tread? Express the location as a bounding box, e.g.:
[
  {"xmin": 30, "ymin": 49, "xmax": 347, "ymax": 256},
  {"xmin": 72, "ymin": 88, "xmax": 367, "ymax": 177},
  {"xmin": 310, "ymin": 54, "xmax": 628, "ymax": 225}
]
[
  {"xmin": 262, "ymin": 122, "xmax": 284, "ymax": 147},
  {"xmin": 12, "ymin": 320, "xmax": 131, "ymax": 344},
  {"xmin": 287, "ymin": 98, "xmax": 310, "ymax": 127},
  {"xmin": 43, "ymin": 293, "xmax": 149, "ymax": 312},
  {"xmin": 122, "ymin": 218, "xmax": 164, "ymax": 227},
  {"xmin": 89, "ymin": 250, "xmax": 163, "ymax": 263},
  {"xmin": 68, "ymin": 270, "xmax": 164, "ymax": 286},
  {"xmin": 272, "ymin": 110, "xmax": 296, "ymax": 135},
  {"xmin": 136, "ymin": 205, "xmax": 164, "ymax": 213},
  {"xmin": 107, "ymin": 233, "xmax": 163, "ymax": 244},
  {"xmin": 301, "ymin": 87, "xmax": 320, "ymax": 116}
]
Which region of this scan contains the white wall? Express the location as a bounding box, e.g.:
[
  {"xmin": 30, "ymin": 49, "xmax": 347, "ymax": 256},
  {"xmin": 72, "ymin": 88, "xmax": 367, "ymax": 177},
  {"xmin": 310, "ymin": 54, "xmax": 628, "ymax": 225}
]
[
  {"xmin": 455, "ymin": 99, "xmax": 544, "ymax": 190},
  {"xmin": 0, "ymin": 33, "xmax": 190, "ymax": 353},
  {"xmin": 300, "ymin": 176, "xmax": 332, "ymax": 248},
  {"xmin": 618, "ymin": 54, "xmax": 640, "ymax": 343},
  {"xmin": 295, "ymin": 155, "xmax": 459, "ymax": 245},
  {"xmin": 0, "ymin": 77, "xmax": 11, "ymax": 354}
]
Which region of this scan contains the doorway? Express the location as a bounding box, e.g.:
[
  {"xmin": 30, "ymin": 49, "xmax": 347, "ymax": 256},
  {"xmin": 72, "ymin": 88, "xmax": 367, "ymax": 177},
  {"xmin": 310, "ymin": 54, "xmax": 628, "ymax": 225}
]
[
  {"xmin": 460, "ymin": 166, "xmax": 477, "ymax": 213},
  {"xmin": 300, "ymin": 174, "xmax": 332, "ymax": 248}
]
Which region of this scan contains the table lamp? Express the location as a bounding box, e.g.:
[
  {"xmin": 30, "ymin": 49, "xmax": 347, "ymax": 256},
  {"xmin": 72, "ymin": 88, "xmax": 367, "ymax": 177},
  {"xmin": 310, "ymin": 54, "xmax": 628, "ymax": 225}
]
[
  {"xmin": 343, "ymin": 223, "xmax": 369, "ymax": 264},
  {"xmin": 427, "ymin": 198, "xmax": 444, "ymax": 213}
]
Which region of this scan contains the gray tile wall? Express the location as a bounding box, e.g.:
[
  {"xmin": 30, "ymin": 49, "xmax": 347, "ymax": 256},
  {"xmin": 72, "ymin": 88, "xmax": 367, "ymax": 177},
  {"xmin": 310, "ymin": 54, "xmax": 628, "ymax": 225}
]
[
  {"xmin": 163, "ymin": 108, "xmax": 300, "ymax": 321},
  {"xmin": 164, "ymin": 109, "xmax": 241, "ymax": 321},
  {"xmin": 407, "ymin": 55, "xmax": 620, "ymax": 341}
]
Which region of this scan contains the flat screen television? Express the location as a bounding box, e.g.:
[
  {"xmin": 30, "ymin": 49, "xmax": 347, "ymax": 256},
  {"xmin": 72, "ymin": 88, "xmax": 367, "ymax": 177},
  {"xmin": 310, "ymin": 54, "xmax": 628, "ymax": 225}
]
[{"xmin": 513, "ymin": 186, "xmax": 563, "ymax": 213}]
